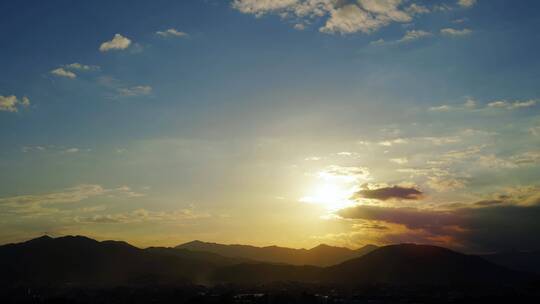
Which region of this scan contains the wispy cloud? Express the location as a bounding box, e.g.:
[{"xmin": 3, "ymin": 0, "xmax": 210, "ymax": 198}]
[
  {"xmin": 378, "ymin": 138, "xmax": 408, "ymax": 146},
  {"xmin": 390, "ymin": 158, "xmax": 408, "ymax": 165},
  {"xmin": 371, "ymin": 29, "xmax": 432, "ymax": 46},
  {"xmin": 65, "ymin": 63, "xmax": 100, "ymax": 71},
  {"xmin": 440, "ymin": 27, "xmax": 472, "ymax": 36},
  {"xmin": 74, "ymin": 207, "xmax": 210, "ymax": 224},
  {"xmin": 117, "ymin": 85, "xmax": 152, "ymax": 97},
  {"xmin": 398, "ymin": 29, "xmax": 432, "ymax": 42},
  {"xmin": 156, "ymin": 28, "xmax": 188, "ymax": 38},
  {"xmin": 429, "ymin": 98, "xmax": 537, "ymax": 112},
  {"xmin": 429, "ymin": 105, "xmax": 452, "ymax": 111},
  {"xmin": 0, "ymin": 184, "xmax": 144, "ymax": 216},
  {"xmin": 487, "ymin": 99, "xmax": 537, "ymax": 110}
]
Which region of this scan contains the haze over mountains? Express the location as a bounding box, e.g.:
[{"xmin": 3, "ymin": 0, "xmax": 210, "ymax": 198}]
[{"xmin": 0, "ymin": 235, "xmax": 535, "ymax": 288}]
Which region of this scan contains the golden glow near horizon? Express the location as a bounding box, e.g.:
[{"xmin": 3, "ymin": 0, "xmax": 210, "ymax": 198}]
[{"xmin": 2, "ymin": 0, "xmax": 540, "ymax": 254}]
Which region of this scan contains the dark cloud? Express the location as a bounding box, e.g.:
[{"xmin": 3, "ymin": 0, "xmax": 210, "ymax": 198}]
[
  {"xmin": 339, "ymin": 205, "xmax": 457, "ymax": 234},
  {"xmin": 356, "ymin": 222, "xmax": 389, "ymax": 230},
  {"xmin": 354, "ymin": 186, "xmax": 424, "ymax": 201},
  {"xmin": 474, "ymin": 200, "xmax": 504, "ymax": 206},
  {"xmin": 338, "ymin": 203, "xmax": 540, "ymax": 252}
]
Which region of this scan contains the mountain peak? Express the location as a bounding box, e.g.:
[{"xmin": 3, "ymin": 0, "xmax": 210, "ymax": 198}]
[
  {"xmin": 357, "ymin": 244, "xmax": 378, "ymax": 251},
  {"xmin": 26, "ymin": 235, "xmax": 53, "ymax": 244},
  {"xmin": 310, "ymin": 244, "xmax": 343, "ymax": 251},
  {"xmin": 35, "ymin": 235, "xmax": 53, "ymax": 240}
]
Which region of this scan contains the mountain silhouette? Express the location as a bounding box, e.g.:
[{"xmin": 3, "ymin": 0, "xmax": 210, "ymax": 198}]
[
  {"xmin": 0, "ymin": 235, "xmax": 227, "ymax": 286},
  {"xmin": 176, "ymin": 240, "xmax": 377, "ymax": 266},
  {"xmin": 481, "ymin": 250, "xmax": 540, "ymax": 274},
  {"xmin": 324, "ymin": 244, "xmax": 528, "ymax": 285},
  {"xmin": 0, "ymin": 236, "xmax": 533, "ymax": 288}
]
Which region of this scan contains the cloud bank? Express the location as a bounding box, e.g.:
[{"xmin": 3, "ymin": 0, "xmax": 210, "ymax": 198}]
[
  {"xmin": 339, "ymin": 187, "xmax": 540, "ymax": 252},
  {"xmin": 232, "ymin": 0, "xmax": 431, "ymax": 35}
]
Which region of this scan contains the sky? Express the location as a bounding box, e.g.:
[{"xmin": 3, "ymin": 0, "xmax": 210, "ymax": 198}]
[{"xmin": 0, "ymin": 0, "xmax": 539, "ymax": 253}]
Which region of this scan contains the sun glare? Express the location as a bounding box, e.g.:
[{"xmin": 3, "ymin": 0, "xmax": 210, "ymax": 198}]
[{"xmin": 300, "ymin": 182, "xmax": 356, "ymax": 211}]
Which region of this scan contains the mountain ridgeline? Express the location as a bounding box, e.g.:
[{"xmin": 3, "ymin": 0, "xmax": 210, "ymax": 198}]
[
  {"xmin": 176, "ymin": 240, "xmax": 378, "ymax": 266},
  {"xmin": 0, "ymin": 236, "xmax": 535, "ymax": 288}
]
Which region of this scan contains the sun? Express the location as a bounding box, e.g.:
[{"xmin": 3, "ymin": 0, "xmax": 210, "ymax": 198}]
[{"xmin": 300, "ymin": 181, "xmax": 356, "ymax": 211}]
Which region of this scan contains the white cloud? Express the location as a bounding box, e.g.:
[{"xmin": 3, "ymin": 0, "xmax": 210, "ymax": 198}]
[
  {"xmin": 487, "ymin": 100, "xmax": 509, "ymax": 108},
  {"xmin": 458, "ymin": 0, "xmax": 477, "ymax": 8},
  {"xmin": 406, "ymin": 3, "xmax": 429, "ymax": 15},
  {"xmin": 99, "ymin": 34, "xmax": 131, "ymax": 52},
  {"xmin": 117, "ymin": 85, "xmax": 152, "ymax": 97},
  {"xmin": 232, "ymin": 0, "xmax": 298, "ymax": 16},
  {"xmin": 370, "ymin": 38, "xmax": 386, "ymax": 46},
  {"xmin": 64, "ymin": 148, "xmax": 80, "ymax": 153},
  {"xmin": 50, "ymin": 63, "xmax": 99, "ymax": 79},
  {"xmin": 509, "ymin": 100, "xmax": 537, "ymax": 109},
  {"xmin": 50, "ymin": 68, "xmax": 77, "ymax": 79},
  {"xmin": 371, "ymin": 29, "xmax": 431, "ymax": 46},
  {"xmin": 453, "ymin": 18, "xmax": 467, "ymax": 23},
  {"xmin": 320, "ymin": 4, "xmax": 382, "ymax": 34},
  {"xmin": 0, "ymin": 95, "xmax": 30, "ymax": 112},
  {"xmin": 22, "ymin": 146, "xmax": 46, "ymax": 153},
  {"xmin": 390, "ymin": 158, "xmax": 408, "ymax": 165},
  {"xmin": 378, "ymin": 138, "xmax": 408, "ymax": 146},
  {"xmin": 156, "ymin": 28, "xmax": 188, "ymax": 38},
  {"xmin": 65, "ymin": 63, "xmax": 99, "ymax": 71},
  {"xmin": 294, "ymin": 23, "xmax": 306, "ymax": 30},
  {"xmin": 429, "ymin": 105, "xmax": 451, "ymax": 111},
  {"xmin": 232, "ymin": 0, "xmax": 426, "ymax": 35},
  {"xmin": 440, "ymin": 27, "xmax": 472, "ymax": 36},
  {"xmin": 358, "ymin": 0, "xmax": 411, "ymax": 22},
  {"xmin": 428, "ymin": 98, "xmax": 536, "ymax": 113},
  {"xmin": 398, "ymin": 29, "xmax": 432, "ymax": 42},
  {"xmin": 488, "ymin": 99, "xmax": 537, "ymax": 110}
]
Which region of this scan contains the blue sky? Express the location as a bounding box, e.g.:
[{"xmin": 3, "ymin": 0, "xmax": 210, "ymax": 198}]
[{"xmin": 1, "ymin": 0, "xmax": 539, "ymax": 251}]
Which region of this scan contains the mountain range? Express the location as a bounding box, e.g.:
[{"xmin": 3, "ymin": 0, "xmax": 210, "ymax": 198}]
[
  {"xmin": 176, "ymin": 240, "xmax": 377, "ymax": 266},
  {"xmin": 481, "ymin": 250, "xmax": 540, "ymax": 275},
  {"xmin": 0, "ymin": 235, "xmax": 535, "ymax": 288}
]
